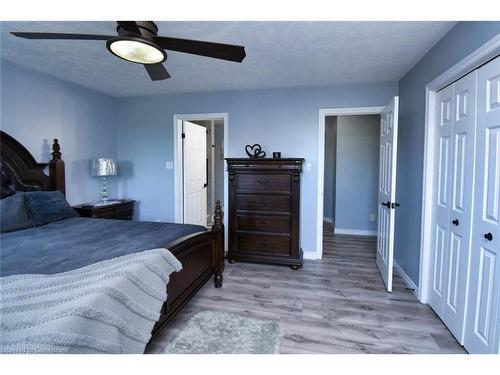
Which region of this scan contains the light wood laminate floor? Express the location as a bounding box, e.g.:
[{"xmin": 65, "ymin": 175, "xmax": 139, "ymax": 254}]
[{"xmin": 147, "ymin": 222, "xmax": 466, "ymax": 354}]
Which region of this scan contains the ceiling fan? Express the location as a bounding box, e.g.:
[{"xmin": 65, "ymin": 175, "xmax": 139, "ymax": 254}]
[{"xmin": 11, "ymin": 21, "xmax": 246, "ymax": 81}]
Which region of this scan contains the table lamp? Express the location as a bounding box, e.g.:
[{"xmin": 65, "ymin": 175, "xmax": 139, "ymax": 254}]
[{"xmin": 91, "ymin": 158, "xmax": 117, "ymax": 203}]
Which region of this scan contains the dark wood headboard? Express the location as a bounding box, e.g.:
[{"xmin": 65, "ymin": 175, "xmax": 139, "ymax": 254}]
[{"xmin": 0, "ymin": 131, "xmax": 65, "ymax": 199}]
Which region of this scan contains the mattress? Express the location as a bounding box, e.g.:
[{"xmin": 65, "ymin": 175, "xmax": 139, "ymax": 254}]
[{"xmin": 0, "ymin": 217, "xmax": 206, "ymax": 277}]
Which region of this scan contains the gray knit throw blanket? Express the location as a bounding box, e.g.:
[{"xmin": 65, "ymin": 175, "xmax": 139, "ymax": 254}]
[{"xmin": 0, "ymin": 248, "xmax": 182, "ymax": 353}]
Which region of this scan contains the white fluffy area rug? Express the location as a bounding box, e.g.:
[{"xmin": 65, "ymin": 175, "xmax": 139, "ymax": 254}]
[{"xmin": 159, "ymin": 311, "xmax": 283, "ymax": 354}]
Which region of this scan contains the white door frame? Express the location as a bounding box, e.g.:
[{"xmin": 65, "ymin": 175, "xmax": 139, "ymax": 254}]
[
  {"xmin": 315, "ymin": 106, "xmax": 385, "ymax": 260},
  {"xmin": 173, "ymin": 113, "xmax": 229, "ymax": 250},
  {"xmin": 419, "ymin": 34, "xmax": 500, "ymax": 304},
  {"xmin": 209, "ymin": 119, "xmax": 216, "ymax": 218}
]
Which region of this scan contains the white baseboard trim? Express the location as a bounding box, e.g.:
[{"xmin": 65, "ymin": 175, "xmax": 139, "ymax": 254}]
[
  {"xmin": 334, "ymin": 228, "xmax": 377, "ymax": 236},
  {"xmin": 323, "ymin": 217, "xmax": 333, "ymax": 223},
  {"xmin": 393, "ymin": 261, "xmax": 419, "ymax": 297},
  {"xmin": 303, "ymin": 252, "xmax": 320, "ymax": 260}
]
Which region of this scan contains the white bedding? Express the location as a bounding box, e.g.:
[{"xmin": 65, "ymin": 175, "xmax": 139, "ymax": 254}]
[{"xmin": 0, "ymin": 248, "xmax": 182, "ymax": 353}]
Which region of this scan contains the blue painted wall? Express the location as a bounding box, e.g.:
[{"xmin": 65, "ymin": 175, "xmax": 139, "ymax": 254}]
[
  {"xmin": 323, "ymin": 116, "xmax": 336, "ymax": 222},
  {"xmin": 0, "ymin": 60, "xmax": 118, "ymax": 205},
  {"xmin": 335, "ymin": 115, "xmax": 379, "ymax": 232},
  {"xmin": 395, "ymin": 22, "xmax": 500, "ymax": 285},
  {"xmin": 115, "ymin": 82, "xmax": 397, "ymax": 256}
]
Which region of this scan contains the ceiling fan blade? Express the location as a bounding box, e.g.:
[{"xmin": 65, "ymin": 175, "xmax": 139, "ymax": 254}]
[
  {"xmin": 11, "ymin": 32, "xmax": 112, "ymax": 40},
  {"xmin": 154, "ymin": 36, "xmax": 246, "ymax": 63},
  {"xmin": 116, "ymin": 21, "xmax": 141, "ymax": 34},
  {"xmin": 144, "ymin": 63, "xmax": 170, "ymax": 81}
]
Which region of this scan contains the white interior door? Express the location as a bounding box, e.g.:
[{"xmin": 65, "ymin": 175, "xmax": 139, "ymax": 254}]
[
  {"xmin": 429, "ymin": 84, "xmax": 454, "ymax": 315},
  {"xmin": 443, "ymin": 70, "xmax": 477, "ymax": 343},
  {"xmin": 183, "ymin": 121, "xmax": 208, "ymax": 227},
  {"xmin": 464, "ymin": 56, "xmax": 500, "ymax": 354},
  {"xmin": 376, "ymin": 96, "xmax": 399, "ymax": 292}
]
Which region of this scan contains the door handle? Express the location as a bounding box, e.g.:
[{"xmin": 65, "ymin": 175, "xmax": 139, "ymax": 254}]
[
  {"xmin": 203, "ymin": 183, "xmax": 208, "ymax": 188},
  {"xmin": 382, "ymin": 201, "xmax": 391, "ymax": 208},
  {"xmin": 484, "ymin": 232, "xmax": 493, "ymax": 241},
  {"xmin": 391, "ymin": 202, "xmax": 400, "ymax": 209},
  {"xmin": 452, "ymin": 219, "xmax": 459, "ymax": 226}
]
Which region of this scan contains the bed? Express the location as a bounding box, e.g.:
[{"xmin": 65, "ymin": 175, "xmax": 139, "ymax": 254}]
[{"xmin": 0, "ymin": 130, "xmax": 224, "ymax": 351}]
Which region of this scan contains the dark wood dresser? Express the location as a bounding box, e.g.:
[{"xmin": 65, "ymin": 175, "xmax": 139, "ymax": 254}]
[
  {"xmin": 72, "ymin": 199, "xmax": 135, "ymax": 220},
  {"xmin": 226, "ymin": 158, "xmax": 304, "ymax": 269}
]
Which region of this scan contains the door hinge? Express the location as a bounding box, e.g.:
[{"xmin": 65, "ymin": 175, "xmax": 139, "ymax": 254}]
[{"xmin": 181, "ymin": 133, "xmax": 186, "ymax": 139}]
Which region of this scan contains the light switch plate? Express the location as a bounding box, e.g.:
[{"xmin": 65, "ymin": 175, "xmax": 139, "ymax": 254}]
[
  {"xmin": 305, "ymin": 162, "xmax": 312, "ymax": 171},
  {"xmin": 166, "ymin": 161, "xmax": 174, "ymax": 170}
]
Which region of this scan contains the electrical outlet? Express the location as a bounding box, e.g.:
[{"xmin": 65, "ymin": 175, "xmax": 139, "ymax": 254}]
[{"xmin": 370, "ymin": 213, "xmax": 376, "ymax": 222}]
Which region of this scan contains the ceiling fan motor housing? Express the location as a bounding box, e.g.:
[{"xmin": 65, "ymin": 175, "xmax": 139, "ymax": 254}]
[
  {"xmin": 116, "ymin": 21, "xmax": 159, "ymax": 39},
  {"xmin": 107, "ymin": 21, "xmax": 167, "ymax": 64}
]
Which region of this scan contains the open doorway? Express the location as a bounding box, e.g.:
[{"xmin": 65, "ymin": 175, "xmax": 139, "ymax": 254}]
[
  {"xmin": 322, "ymin": 113, "xmax": 382, "ymax": 293},
  {"xmin": 318, "ymin": 100, "xmax": 400, "ymax": 292},
  {"xmin": 173, "ymin": 114, "xmax": 228, "ymax": 246},
  {"xmin": 323, "ymin": 114, "xmax": 380, "ymax": 236}
]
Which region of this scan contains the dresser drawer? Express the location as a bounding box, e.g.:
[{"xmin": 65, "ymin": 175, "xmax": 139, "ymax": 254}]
[
  {"xmin": 73, "ymin": 200, "xmax": 134, "ymax": 220},
  {"xmin": 236, "ymin": 173, "xmax": 290, "ymax": 192},
  {"xmin": 237, "ymin": 194, "xmax": 290, "ymax": 212},
  {"xmin": 94, "ymin": 207, "xmax": 115, "ymax": 217},
  {"xmin": 237, "ymin": 233, "xmax": 290, "ymax": 255},
  {"xmin": 94, "ymin": 204, "xmax": 133, "ymax": 218},
  {"xmin": 237, "ymin": 214, "xmax": 290, "ymax": 233},
  {"xmin": 114, "ymin": 203, "xmax": 134, "ymax": 214}
]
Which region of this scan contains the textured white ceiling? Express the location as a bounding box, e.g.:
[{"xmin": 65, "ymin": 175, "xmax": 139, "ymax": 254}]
[{"xmin": 0, "ymin": 21, "xmax": 456, "ymax": 97}]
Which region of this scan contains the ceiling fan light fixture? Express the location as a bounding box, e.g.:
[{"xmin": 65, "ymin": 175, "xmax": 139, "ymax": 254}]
[{"xmin": 106, "ymin": 37, "xmax": 166, "ymax": 64}]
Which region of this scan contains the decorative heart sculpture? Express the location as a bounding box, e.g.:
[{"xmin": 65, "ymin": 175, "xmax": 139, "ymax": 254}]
[{"xmin": 245, "ymin": 144, "xmax": 266, "ymax": 159}]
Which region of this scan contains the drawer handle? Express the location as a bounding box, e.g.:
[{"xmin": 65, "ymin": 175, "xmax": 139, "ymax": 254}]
[
  {"xmin": 257, "ymin": 180, "xmax": 270, "ymax": 185},
  {"xmin": 484, "ymin": 232, "xmax": 493, "ymax": 241}
]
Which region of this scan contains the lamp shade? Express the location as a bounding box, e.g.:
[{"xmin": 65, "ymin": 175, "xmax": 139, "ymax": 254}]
[{"xmin": 91, "ymin": 158, "xmax": 117, "ymax": 177}]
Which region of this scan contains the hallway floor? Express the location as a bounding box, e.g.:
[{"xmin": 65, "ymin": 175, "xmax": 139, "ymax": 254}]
[{"xmin": 147, "ymin": 222, "xmax": 465, "ymax": 353}]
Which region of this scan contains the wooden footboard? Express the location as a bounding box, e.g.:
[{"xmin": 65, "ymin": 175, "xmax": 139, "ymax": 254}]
[{"xmin": 151, "ymin": 201, "xmax": 225, "ymax": 337}]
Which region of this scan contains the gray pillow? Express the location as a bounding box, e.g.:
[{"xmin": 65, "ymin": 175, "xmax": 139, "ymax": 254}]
[
  {"xmin": 24, "ymin": 191, "xmax": 78, "ymax": 227},
  {"xmin": 0, "ymin": 192, "xmax": 32, "ymax": 232}
]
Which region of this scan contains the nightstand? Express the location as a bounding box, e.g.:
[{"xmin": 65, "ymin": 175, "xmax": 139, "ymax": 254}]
[{"xmin": 72, "ymin": 199, "xmax": 135, "ymax": 220}]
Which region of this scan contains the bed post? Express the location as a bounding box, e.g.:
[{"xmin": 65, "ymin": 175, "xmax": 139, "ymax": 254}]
[
  {"xmin": 212, "ymin": 200, "xmax": 224, "ymax": 288},
  {"xmin": 49, "ymin": 139, "xmax": 66, "ymax": 196}
]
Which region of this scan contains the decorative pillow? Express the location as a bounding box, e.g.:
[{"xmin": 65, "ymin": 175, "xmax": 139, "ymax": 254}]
[
  {"xmin": 24, "ymin": 191, "xmax": 78, "ymax": 227},
  {"xmin": 0, "ymin": 192, "xmax": 32, "ymax": 232}
]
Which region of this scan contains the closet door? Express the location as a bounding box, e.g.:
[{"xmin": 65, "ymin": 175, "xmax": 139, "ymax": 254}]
[
  {"xmin": 429, "ymin": 84, "xmax": 453, "ymax": 315},
  {"xmin": 429, "ymin": 71, "xmax": 477, "ymax": 343},
  {"xmin": 464, "ymin": 56, "xmax": 500, "ymax": 354},
  {"xmin": 442, "ymin": 71, "xmax": 477, "ymax": 343}
]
